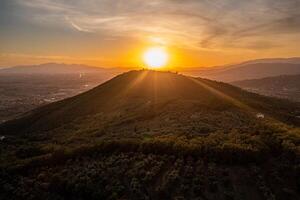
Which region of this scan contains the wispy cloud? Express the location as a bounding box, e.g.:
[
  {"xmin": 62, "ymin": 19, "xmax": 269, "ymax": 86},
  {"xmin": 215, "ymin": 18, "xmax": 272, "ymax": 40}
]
[
  {"xmin": 1, "ymin": 0, "xmax": 300, "ymax": 66},
  {"xmin": 10, "ymin": 0, "xmax": 299, "ymax": 50},
  {"xmin": 65, "ymin": 16, "xmax": 93, "ymax": 33}
]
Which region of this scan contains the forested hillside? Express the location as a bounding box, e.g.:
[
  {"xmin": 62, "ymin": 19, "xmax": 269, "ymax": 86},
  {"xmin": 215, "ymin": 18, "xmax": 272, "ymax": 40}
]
[{"xmin": 1, "ymin": 70, "xmax": 299, "ymax": 200}]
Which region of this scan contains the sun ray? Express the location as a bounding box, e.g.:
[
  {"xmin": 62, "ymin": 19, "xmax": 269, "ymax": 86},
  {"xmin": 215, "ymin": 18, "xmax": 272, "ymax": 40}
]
[
  {"xmin": 189, "ymin": 77, "xmax": 254, "ymax": 111},
  {"xmin": 188, "ymin": 76, "xmax": 292, "ymax": 126}
]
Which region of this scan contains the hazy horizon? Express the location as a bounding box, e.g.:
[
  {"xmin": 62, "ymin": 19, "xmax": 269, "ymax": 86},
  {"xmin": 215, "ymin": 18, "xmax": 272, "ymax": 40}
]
[{"xmin": 1, "ymin": 56, "xmax": 300, "ymax": 71}]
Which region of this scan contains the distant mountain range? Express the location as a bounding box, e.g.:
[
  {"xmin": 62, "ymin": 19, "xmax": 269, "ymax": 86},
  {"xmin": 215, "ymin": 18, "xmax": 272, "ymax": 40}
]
[
  {"xmin": 0, "ymin": 63, "xmax": 124, "ymax": 74},
  {"xmin": 2, "ymin": 58, "xmax": 300, "ymax": 82},
  {"xmin": 232, "ymin": 74, "xmax": 300, "ymax": 102},
  {"xmin": 184, "ymin": 57, "xmax": 300, "ymax": 82}
]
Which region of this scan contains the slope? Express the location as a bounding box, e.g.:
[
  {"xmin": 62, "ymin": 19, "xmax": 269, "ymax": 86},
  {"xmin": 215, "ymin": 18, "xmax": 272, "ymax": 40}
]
[
  {"xmin": 1, "ymin": 70, "xmax": 299, "ymax": 135},
  {"xmin": 0, "ymin": 70, "xmax": 299, "ymax": 200}
]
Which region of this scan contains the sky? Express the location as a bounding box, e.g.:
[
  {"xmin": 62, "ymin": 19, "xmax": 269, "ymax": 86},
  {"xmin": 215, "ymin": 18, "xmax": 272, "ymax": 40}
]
[{"xmin": 0, "ymin": 0, "xmax": 300, "ymax": 68}]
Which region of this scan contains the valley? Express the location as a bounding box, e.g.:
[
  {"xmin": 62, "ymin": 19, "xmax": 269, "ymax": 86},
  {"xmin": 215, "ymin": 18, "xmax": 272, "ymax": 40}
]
[
  {"xmin": 0, "ymin": 74, "xmax": 111, "ymax": 122},
  {"xmin": 0, "ymin": 63, "xmax": 123, "ymax": 122},
  {"xmin": 232, "ymin": 74, "xmax": 300, "ymax": 102}
]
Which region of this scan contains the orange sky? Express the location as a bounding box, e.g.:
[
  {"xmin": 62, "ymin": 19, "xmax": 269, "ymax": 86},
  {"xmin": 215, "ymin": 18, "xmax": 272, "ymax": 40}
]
[{"xmin": 1, "ymin": 0, "xmax": 300, "ymax": 68}]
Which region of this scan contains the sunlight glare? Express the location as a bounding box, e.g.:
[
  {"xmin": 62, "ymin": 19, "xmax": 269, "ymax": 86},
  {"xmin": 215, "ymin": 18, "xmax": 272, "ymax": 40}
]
[{"xmin": 143, "ymin": 47, "xmax": 168, "ymax": 69}]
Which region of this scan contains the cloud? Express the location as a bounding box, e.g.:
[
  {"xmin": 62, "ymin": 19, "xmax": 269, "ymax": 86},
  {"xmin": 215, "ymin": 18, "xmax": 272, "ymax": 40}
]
[
  {"xmin": 65, "ymin": 16, "xmax": 93, "ymax": 33},
  {"xmin": 3, "ymin": 0, "xmax": 300, "ymax": 51}
]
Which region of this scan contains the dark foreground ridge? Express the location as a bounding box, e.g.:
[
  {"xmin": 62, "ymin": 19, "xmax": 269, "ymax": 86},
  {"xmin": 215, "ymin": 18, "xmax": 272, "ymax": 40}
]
[{"xmin": 0, "ymin": 70, "xmax": 299, "ymax": 199}]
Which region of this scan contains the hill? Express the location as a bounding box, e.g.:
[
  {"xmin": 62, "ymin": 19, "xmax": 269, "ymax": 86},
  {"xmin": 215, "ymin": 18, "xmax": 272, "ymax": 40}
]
[
  {"xmin": 233, "ymin": 74, "xmax": 300, "ymax": 102},
  {"xmin": 184, "ymin": 58, "xmax": 300, "ymax": 82},
  {"xmin": 0, "ymin": 70, "xmax": 300, "ymax": 200}
]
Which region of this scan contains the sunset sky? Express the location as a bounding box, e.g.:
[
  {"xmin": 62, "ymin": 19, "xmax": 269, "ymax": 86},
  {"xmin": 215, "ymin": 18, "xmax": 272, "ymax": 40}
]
[{"xmin": 1, "ymin": 0, "xmax": 300, "ymax": 68}]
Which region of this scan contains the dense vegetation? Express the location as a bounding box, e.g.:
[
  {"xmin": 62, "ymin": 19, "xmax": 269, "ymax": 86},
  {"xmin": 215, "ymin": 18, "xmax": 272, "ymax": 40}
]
[
  {"xmin": 0, "ymin": 70, "xmax": 299, "ymax": 199},
  {"xmin": 1, "ymin": 152, "xmax": 299, "ymax": 200}
]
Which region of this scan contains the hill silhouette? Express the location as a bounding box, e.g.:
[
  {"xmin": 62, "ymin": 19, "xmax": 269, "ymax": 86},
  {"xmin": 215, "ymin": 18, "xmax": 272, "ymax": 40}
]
[
  {"xmin": 1, "ymin": 70, "xmax": 299, "ymax": 200},
  {"xmin": 1, "ymin": 70, "xmax": 299, "ymax": 135}
]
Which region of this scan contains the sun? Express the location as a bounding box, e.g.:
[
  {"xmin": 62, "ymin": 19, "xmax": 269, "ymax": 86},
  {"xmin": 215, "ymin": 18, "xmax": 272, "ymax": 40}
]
[{"xmin": 143, "ymin": 47, "xmax": 168, "ymax": 69}]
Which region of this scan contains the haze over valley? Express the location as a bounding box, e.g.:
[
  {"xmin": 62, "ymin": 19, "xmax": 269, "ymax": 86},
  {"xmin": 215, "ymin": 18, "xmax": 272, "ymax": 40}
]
[{"xmin": 0, "ymin": 63, "xmax": 123, "ymax": 122}]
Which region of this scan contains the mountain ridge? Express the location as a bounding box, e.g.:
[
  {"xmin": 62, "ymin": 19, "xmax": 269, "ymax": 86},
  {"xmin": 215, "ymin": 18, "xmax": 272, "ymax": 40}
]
[{"xmin": 183, "ymin": 57, "xmax": 300, "ymax": 82}]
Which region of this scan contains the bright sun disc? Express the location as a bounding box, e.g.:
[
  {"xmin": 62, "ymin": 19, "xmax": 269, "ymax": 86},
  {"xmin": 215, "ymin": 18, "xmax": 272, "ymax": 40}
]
[{"xmin": 143, "ymin": 47, "xmax": 168, "ymax": 69}]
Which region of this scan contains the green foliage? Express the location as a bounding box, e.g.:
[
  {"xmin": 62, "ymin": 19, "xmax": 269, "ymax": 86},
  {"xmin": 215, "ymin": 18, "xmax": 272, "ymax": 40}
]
[
  {"xmin": 1, "ymin": 152, "xmax": 299, "ymax": 200},
  {"xmin": 1, "ymin": 71, "xmax": 300, "ymax": 199}
]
